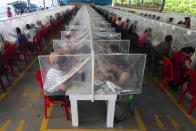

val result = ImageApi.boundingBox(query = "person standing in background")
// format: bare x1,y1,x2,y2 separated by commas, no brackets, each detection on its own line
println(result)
6,7,12,18
26,7,31,13
20,9,24,15
14,8,19,16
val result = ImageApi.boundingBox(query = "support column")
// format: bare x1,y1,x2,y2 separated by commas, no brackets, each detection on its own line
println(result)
43,0,46,10
161,0,165,11
52,0,54,7
27,0,30,8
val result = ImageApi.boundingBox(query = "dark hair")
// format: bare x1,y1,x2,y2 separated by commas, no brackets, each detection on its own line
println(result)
177,21,182,24
109,44,119,53
145,28,152,33
169,17,173,21
126,19,130,23
7,7,10,10
55,56,68,67
16,27,21,35
181,47,195,54
185,17,190,21
26,24,31,30
129,24,137,33
165,35,173,42
118,17,121,21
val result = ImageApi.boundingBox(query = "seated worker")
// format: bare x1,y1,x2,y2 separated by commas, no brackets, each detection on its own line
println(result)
167,17,173,23
122,19,131,39
155,35,173,60
25,24,36,44
169,47,195,91
152,35,173,75
100,58,137,123
107,44,119,54
15,27,27,52
183,17,191,29
127,21,139,52
44,55,73,102
137,28,153,52
115,17,122,26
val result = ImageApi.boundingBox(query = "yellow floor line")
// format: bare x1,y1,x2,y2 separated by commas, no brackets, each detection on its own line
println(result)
0,120,11,131
45,129,139,131
0,39,53,102
147,69,196,126
34,89,40,99
21,89,31,98
40,104,54,131
40,105,144,131
166,114,180,130
16,120,25,131
135,107,147,131
154,114,166,130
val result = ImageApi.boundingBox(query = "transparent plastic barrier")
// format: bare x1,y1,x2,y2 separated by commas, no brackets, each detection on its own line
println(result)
98,5,196,67
93,40,130,54
64,25,90,31
92,27,115,32
61,31,91,41
38,55,92,96
94,54,146,95
93,32,121,40
53,40,92,54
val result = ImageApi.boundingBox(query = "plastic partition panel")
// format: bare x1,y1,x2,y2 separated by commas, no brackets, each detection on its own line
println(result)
53,40,92,54
93,32,121,40
94,54,146,95
38,55,92,96
61,31,91,40
93,40,130,54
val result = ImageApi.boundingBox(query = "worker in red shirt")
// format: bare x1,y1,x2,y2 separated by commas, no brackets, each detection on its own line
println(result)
6,7,12,18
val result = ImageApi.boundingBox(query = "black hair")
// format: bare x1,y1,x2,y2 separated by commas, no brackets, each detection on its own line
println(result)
185,17,190,21
177,21,183,24
145,28,152,33
165,35,173,42
109,44,119,53
118,17,121,21
181,47,195,54
26,24,31,30
7,7,10,10
169,17,173,21
55,56,68,67
16,27,21,34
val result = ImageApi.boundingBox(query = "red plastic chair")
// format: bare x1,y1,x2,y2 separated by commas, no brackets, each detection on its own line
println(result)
178,69,196,115
36,69,70,120
33,31,42,52
18,39,31,65
159,56,174,92
42,27,49,44
4,44,20,76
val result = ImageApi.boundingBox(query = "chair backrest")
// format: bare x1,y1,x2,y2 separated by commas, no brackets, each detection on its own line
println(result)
162,56,174,79
36,69,45,91
4,44,17,60
187,69,196,96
